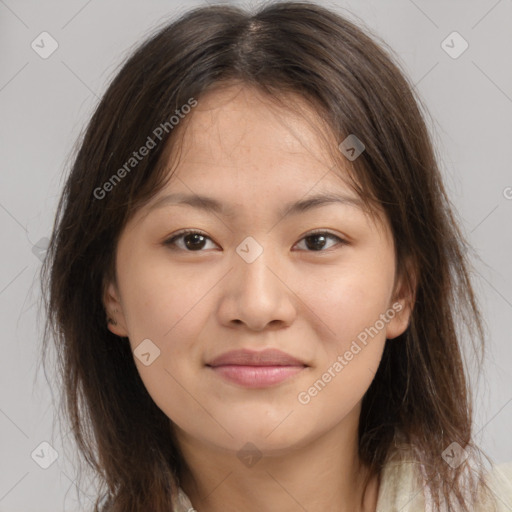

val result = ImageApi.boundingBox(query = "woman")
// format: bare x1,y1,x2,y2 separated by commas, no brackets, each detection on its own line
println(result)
41,2,512,511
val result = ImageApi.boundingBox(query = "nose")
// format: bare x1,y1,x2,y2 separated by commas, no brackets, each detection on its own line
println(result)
217,242,297,332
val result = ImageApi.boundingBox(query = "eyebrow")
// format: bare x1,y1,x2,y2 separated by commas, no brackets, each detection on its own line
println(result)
147,191,364,218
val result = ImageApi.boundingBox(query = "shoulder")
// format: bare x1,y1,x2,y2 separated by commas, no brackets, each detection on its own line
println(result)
479,462,512,511
376,446,512,512
376,454,426,511
172,486,196,512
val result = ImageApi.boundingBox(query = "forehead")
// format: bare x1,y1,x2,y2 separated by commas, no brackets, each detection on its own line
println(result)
172,83,342,181
134,83,387,233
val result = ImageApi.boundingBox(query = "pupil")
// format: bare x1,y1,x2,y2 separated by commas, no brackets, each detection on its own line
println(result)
184,233,206,250
306,234,326,251
182,234,327,251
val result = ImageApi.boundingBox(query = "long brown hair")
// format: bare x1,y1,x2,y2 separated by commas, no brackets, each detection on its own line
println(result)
41,2,495,510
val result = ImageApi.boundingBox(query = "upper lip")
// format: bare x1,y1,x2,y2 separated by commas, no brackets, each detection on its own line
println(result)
207,349,307,367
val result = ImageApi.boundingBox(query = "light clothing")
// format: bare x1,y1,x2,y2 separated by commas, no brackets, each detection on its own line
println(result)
375,456,512,511
171,457,512,511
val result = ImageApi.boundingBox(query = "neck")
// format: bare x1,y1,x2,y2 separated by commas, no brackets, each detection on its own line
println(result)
174,407,379,512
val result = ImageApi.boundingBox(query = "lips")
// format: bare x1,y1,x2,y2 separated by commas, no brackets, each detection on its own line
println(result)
206,349,308,388
206,348,307,367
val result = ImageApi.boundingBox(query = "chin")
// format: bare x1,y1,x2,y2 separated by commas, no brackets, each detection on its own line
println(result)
215,416,316,451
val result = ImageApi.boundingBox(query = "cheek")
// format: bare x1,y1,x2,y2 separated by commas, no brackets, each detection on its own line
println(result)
115,260,210,413
295,337,384,438
119,254,210,344
291,261,392,414
120,267,212,428
295,261,393,352
296,273,389,420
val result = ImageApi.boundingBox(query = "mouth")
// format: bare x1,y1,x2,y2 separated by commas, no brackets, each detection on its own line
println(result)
206,348,308,388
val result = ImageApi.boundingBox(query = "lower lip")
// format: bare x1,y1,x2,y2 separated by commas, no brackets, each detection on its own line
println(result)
208,365,306,388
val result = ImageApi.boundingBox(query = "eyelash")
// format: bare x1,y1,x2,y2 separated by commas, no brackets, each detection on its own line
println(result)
163,229,347,252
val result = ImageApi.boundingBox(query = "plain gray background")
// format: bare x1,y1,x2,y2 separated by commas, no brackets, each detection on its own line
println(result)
1,0,511,510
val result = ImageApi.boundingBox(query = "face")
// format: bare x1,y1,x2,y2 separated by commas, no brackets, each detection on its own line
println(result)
104,83,412,455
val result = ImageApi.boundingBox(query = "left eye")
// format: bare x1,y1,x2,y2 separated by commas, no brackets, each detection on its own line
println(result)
293,231,345,251
164,230,345,252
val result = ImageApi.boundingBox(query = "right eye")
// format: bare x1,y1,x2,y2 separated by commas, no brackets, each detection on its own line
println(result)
163,229,220,251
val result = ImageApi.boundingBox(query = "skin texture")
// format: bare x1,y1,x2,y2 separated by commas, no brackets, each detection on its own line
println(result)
104,84,414,512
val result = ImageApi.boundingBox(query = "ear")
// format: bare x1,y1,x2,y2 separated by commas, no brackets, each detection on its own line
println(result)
385,259,417,340
103,280,129,337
